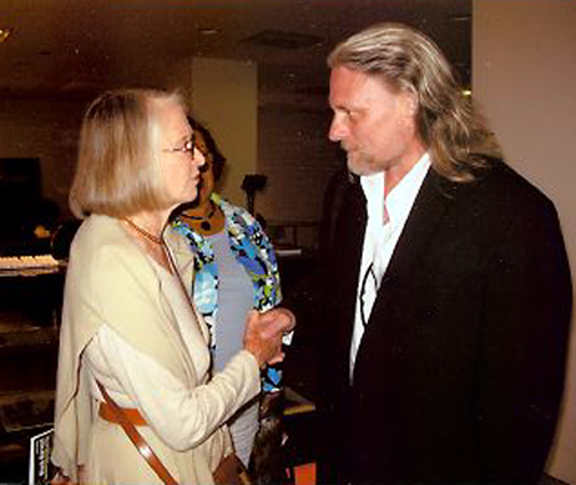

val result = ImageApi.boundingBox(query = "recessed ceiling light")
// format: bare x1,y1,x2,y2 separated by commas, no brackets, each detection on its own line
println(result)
199,28,219,36
449,15,471,23
0,28,13,43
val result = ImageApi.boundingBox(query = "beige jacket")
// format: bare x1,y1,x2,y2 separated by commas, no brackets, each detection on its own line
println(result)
51,214,260,483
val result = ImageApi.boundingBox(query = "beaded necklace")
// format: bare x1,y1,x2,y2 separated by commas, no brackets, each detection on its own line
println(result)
182,201,217,231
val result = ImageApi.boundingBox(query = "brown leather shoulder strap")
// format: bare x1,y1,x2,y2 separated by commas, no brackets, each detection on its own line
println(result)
96,380,178,485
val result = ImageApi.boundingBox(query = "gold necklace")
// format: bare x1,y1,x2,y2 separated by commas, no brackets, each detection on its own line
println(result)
122,217,163,245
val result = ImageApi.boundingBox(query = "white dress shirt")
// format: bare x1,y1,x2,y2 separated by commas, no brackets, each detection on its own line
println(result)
350,153,431,380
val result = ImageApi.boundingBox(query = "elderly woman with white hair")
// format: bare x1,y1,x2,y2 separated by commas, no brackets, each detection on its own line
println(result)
51,88,294,484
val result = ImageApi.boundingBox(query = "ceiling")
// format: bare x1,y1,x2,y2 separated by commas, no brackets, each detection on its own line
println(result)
0,0,471,101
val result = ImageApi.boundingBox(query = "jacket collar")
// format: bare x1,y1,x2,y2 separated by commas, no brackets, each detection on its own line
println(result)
375,168,458,309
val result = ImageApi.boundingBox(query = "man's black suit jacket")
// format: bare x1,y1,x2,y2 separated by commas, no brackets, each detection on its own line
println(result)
316,161,572,484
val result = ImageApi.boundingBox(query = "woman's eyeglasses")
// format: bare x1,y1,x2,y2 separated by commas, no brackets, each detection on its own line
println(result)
163,132,196,155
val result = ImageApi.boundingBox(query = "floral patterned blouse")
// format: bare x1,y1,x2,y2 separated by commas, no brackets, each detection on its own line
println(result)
171,193,283,392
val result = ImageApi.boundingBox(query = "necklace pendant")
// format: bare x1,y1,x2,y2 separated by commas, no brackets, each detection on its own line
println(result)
200,220,211,231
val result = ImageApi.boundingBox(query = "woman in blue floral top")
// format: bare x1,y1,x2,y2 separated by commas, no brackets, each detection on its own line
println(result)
169,119,294,480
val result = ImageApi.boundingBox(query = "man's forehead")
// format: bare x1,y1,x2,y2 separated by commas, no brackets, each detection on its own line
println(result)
329,67,392,105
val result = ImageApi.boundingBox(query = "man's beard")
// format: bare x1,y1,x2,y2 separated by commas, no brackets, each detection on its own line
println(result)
346,149,374,176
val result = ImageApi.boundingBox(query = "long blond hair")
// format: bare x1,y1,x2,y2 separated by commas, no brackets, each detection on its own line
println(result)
328,23,501,182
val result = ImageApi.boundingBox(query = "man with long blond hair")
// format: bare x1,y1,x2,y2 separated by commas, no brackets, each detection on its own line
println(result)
315,22,572,484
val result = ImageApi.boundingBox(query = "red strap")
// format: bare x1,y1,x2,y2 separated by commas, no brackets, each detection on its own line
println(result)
99,402,148,426
96,381,178,485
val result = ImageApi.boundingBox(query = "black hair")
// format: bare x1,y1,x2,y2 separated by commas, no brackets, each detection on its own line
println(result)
187,117,227,182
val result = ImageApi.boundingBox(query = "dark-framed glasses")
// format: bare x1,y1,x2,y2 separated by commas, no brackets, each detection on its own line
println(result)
163,132,196,155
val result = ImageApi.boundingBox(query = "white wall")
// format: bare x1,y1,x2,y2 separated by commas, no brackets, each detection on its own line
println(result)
473,1,576,482
188,57,258,208
179,57,339,226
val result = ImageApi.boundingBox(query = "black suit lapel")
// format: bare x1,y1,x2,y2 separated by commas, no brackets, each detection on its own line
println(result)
330,180,367,370
369,169,458,321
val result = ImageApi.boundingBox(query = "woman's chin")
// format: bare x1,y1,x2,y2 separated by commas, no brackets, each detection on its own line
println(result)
171,189,198,208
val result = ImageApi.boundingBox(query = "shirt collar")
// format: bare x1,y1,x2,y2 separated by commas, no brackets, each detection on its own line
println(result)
361,152,431,228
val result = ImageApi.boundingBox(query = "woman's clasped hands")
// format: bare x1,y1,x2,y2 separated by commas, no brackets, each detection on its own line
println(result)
243,308,295,369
